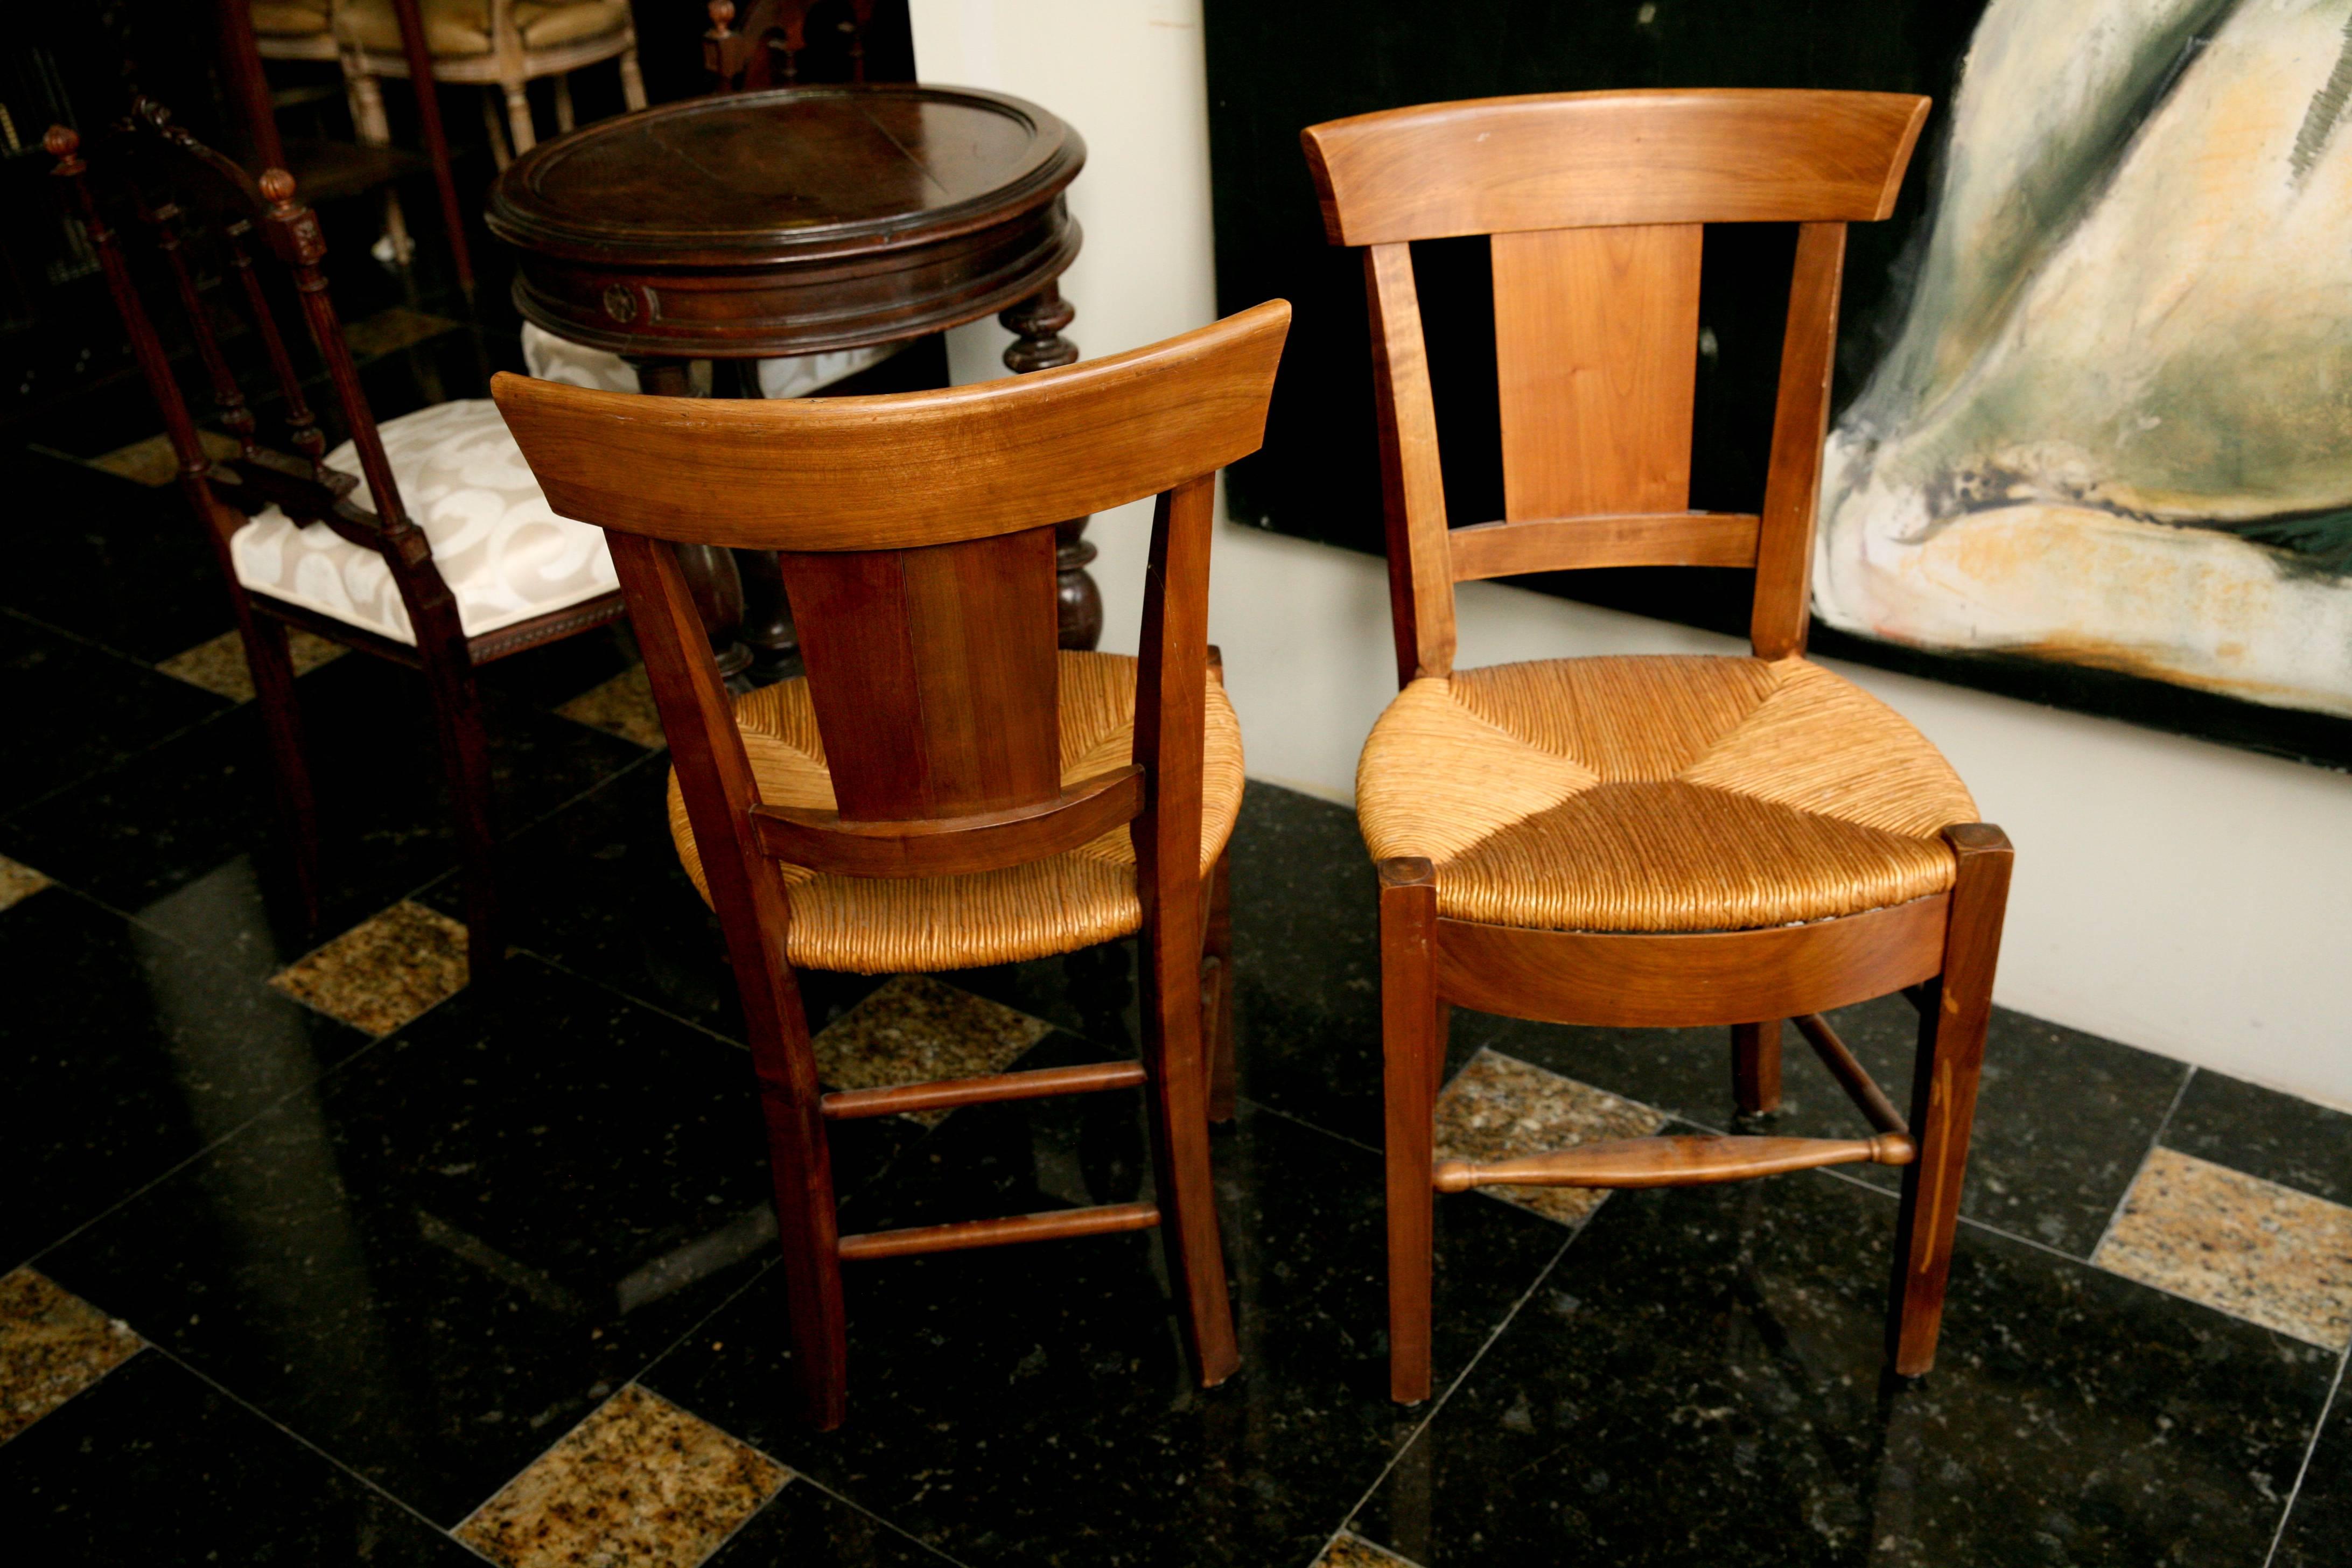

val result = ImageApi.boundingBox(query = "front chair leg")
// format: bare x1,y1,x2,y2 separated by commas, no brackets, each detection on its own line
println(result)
1380,857,1440,1404
1732,1020,1782,1115
238,611,323,934
422,652,504,983
1886,824,2013,1375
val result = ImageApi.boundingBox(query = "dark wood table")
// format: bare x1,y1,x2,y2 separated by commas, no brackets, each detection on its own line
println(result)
485,83,1094,682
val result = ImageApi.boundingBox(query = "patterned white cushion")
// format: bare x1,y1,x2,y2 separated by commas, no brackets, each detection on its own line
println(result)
228,400,618,646
518,321,894,401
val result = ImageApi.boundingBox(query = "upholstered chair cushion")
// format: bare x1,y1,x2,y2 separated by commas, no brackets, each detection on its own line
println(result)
251,0,333,38
668,654,1248,973
229,399,617,646
337,0,632,57
1357,655,1977,933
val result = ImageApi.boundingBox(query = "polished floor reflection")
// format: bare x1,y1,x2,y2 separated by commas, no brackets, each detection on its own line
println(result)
4,442,2351,1565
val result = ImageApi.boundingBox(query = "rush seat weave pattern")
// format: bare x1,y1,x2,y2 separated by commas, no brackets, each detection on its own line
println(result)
1357,655,1974,933
671,652,1245,972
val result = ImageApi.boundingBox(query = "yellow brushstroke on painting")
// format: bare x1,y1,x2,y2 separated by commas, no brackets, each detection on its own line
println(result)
1885,504,2351,715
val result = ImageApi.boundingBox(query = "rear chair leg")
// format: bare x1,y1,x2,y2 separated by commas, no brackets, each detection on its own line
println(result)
1733,1020,1782,1115
421,651,503,983
749,962,850,1429
1380,857,1440,1404
1202,846,1237,1123
1887,824,2012,1376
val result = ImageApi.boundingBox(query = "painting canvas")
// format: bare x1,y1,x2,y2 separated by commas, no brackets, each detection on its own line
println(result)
1816,0,2352,719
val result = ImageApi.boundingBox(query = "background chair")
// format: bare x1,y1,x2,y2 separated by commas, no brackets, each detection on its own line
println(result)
490,299,1288,1428
51,99,631,977
1301,89,2014,1402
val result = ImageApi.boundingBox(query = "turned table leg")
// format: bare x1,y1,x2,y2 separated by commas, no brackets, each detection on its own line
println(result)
628,355,754,694
1002,282,1102,650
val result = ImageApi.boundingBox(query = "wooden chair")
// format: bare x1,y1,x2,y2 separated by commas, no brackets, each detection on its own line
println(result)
50,101,632,978
327,0,645,167
704,0,878,91
1301,89,2014,1402
489,300,1290,1429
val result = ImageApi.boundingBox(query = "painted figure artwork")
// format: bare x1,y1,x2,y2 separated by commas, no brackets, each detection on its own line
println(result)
1815,0,2352,719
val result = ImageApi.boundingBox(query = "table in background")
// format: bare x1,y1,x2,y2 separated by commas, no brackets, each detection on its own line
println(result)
486,83,1094,684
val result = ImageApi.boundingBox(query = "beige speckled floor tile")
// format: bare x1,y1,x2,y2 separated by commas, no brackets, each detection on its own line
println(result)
1316,1533,1426,1567
1433,1048,1668,1226
557,665,666,750
813,975,1054,1125
2094,1146,2352,1349
269,901,469,1037
84,429,241,486
156,627,347,702
0,856,51,914
0,1268,142,1445
457,1384,787,1568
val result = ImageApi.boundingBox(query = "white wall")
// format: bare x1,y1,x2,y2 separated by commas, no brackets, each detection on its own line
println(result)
909,0,2352,1109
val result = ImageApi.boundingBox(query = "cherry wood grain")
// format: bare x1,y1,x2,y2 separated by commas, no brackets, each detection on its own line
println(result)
1363,243,1458,684
1752,221,1849,660
489,302,1289,549
838,1202,1162,1262
1445,512,1759,582
1380,857,1442,1404
1889,825,2013,1375
1493,223,1702,520
1433,896,1948,1031
1793,1011,1909,1135
1433,1132,1914,1192
820,1061,1146,1121
1732,1020,1783,1116
1301,89,1931,246
750,766,1143,878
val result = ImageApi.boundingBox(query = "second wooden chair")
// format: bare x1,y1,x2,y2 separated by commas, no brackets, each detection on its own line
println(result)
491,300,1290,1429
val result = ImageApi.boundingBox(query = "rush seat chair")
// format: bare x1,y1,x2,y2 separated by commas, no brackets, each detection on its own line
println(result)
492,301,1290,1427
1301,89,2013,1402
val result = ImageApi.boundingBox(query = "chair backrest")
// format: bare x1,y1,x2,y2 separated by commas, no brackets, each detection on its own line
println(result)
491,301,1287,964
47,97,414,557
705,0,880,91
1301,89,1929,684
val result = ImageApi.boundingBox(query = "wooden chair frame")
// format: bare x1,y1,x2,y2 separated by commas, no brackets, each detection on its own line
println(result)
703,0,878,92
1302,89,2014,1401
50,100,628,977
491,299,1290,1429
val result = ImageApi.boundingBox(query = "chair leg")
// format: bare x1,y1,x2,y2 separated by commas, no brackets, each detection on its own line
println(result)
552,73,575,135
239,612,322,934
420,652,503,983
503,81,536,157
618,34,646,110
746,963,849,1429
1139,855,1240,1388
1380,857,1440,1404
1886,825,2013,1376
480,90,514,170
1201,846,1236,1124
1732,1020,1782,1115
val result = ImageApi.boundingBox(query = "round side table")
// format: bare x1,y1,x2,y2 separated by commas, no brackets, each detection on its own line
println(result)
487,84,1098,683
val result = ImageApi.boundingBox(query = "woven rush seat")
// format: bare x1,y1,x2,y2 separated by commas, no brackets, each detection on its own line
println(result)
1357,654,1975,934
670,652,1246,972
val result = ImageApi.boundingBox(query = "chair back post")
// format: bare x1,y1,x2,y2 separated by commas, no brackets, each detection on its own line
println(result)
1302,89,1927,677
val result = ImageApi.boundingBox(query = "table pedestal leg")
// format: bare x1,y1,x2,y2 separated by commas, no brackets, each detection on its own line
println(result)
628,355,754,693
1002,282,1102,651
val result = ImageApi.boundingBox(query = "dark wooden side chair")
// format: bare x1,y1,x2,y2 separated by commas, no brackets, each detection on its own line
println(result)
1301,89,2015,1402
489,300,1290,1429
703,0,878,90
50,101,632,976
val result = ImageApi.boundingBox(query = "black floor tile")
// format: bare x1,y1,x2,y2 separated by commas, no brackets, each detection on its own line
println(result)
644,1096,1567,1568
0,1350,475,1565
705,1479,963,1567
33,956,867,1525
2275,1368,2352,1568
2164,1068,2352,1207
1460,995,2188,1259
0,608,228,817
1217,785,1386,1146
1350,1172,2333,1567
1,653,644,971
411,757,885,1040
0,884,372,1271
0,451,235,663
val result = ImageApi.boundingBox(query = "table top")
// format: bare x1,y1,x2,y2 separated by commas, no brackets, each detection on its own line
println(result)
486,85,1084,270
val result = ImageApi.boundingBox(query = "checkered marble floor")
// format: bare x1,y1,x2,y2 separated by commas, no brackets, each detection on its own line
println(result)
4,439,2351,1564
